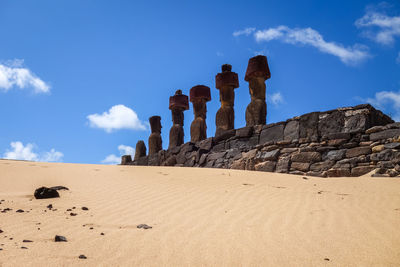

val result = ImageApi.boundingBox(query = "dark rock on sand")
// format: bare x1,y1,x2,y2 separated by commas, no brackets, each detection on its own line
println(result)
79,255,87,259
21,247,28,249
16,209,24,213
137,224,152,229
55,235,67,242
34,187,59,199
81,207,89,210
70,213,77,216
47,204,53,209
22,240,33,243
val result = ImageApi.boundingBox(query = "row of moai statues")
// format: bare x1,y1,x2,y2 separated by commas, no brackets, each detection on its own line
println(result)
128,55,271,163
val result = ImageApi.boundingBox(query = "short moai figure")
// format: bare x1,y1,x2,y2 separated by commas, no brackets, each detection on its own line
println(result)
189,85,211,142
121,155,132,165
148,116,162,156
244,55,271,126
215,64,239,136
134,140,146,160
168,90,189,149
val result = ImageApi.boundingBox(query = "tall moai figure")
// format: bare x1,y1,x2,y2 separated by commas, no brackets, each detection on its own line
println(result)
168,90,189,149
134,140,146,160
148,116,162,156
245,55,271,126
190,85,211,142
215,64,239,136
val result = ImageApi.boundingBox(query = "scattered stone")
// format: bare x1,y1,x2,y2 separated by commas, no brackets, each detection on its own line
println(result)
137,224,152,229
70,213,77,216
79,255,87,259
47,204,53,209
81,207,89,211
21,247,28,249
55,235,67,242
302,177,308,180
0,229,3,233
100,233,105,235
324,258,330,261
23,240,33,243
34,187,59,199
16,209,24,213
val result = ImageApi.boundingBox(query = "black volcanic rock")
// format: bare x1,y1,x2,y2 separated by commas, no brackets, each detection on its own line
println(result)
54,235,67,242
34,187,59,199
79,255,87,259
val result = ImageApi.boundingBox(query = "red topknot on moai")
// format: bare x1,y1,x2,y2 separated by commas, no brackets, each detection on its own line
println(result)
245,55,271,126
189,85,211,142
215,64,239,136
148,115,162,156
168,90,189,149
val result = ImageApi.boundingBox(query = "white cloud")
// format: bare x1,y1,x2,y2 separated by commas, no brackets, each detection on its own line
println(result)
101,144,135,165
254,26,370,65
365,90,400,121
2,141,63,162
118,145,135,156
101,154,121,165
355,10,400,45
233,27,256,37
0,59,50,93
41,149,64,162
87,104,146,133
268,92,284,105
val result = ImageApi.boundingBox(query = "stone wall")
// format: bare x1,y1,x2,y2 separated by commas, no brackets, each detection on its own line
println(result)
125,104,400,177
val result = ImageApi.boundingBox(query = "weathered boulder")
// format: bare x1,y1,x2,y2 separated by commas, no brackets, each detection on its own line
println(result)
291,152,321,163
255,161,276,172
291,162,310,172
284,120,299,141
318,111,345,138
259,123,284,144
370,129,400,141
345,147,371,158
34,187,59,199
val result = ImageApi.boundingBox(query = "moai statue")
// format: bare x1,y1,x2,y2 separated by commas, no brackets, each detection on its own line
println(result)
121,155,132,165
245,55,271,126
148,116,162,156
168,90,189,149
189,85,211,142
134,140,146,160
215,64,239,136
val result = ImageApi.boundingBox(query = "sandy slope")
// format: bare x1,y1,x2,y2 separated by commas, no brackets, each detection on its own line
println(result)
0,160,399,266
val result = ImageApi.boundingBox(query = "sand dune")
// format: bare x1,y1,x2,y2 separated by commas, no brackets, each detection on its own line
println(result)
0,159,399,266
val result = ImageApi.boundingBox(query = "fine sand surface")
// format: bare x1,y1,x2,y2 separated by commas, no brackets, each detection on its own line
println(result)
0,160,399,266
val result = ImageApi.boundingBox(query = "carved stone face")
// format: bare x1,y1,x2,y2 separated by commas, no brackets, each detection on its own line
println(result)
172,109,184,126
150,118,162,134
193,100,207,119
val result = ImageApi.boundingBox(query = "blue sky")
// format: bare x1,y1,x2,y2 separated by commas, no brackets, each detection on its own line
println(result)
0,0,399,164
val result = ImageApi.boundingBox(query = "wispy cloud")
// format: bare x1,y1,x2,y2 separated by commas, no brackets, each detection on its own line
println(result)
355,8,400,45
87,105,146,133
0,59,50,93
233,27,256,37
2,141,63,162
268,92,284,105
102,144,135,165
254,26,370,65
365,90,400,121
396,52,400,64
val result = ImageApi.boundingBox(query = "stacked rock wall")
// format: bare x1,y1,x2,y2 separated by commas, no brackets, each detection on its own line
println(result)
127,104,400,177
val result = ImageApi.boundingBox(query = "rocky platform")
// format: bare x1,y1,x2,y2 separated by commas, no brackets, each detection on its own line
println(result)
124,104,400,177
